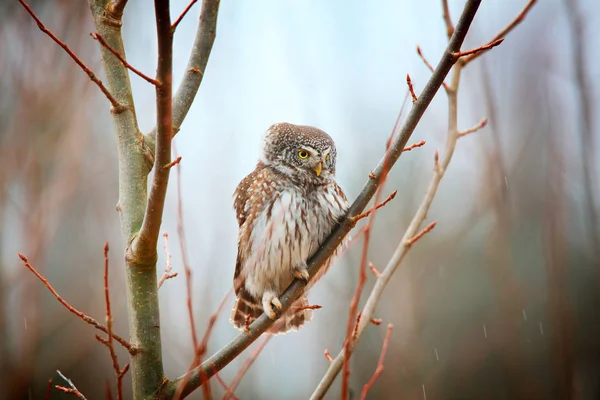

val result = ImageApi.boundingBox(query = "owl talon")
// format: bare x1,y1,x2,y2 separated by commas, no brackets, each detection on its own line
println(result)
262,291,282,320
293,263,310,282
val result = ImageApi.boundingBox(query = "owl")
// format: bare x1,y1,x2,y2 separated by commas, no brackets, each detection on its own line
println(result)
230,122,349,334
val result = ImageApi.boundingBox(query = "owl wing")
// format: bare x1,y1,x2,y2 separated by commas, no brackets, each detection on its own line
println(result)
232,165,275,294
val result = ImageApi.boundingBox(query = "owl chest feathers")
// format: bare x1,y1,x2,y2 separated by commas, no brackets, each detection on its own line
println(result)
238,178,347,299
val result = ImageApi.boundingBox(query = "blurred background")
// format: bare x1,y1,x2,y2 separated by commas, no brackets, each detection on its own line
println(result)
1,0,599,398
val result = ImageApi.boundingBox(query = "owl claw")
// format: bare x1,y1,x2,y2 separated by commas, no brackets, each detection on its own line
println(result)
293,263,310,282
262,291,282,320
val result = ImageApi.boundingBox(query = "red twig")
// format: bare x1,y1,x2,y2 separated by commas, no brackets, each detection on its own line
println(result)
174,290,233,400
370,318,383,326
164,156,183,169
56,370,87,400
352,191,397,223
91,33,161,86
324,349,334,362
403,140,426,152
406,221,437,246
158,232,178,289
452,38,504,60
17,253,134,353
18,0,124,111
172,0,198,31
459,118,487,137
46,379,52,400
441,0,454,38
462,0,537,65
341,106,402,399
223,335,272,400
406,74,418,103
292,304,323,312
102,243,126,400
369,262,380,277
215,373,239,400
359,324,393,400
417,46,450,91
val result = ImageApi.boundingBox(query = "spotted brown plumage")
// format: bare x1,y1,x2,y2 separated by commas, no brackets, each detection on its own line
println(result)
230,122,349,334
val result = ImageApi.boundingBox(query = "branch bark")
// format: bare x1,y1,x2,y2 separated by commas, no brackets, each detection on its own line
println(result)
158,1,484,398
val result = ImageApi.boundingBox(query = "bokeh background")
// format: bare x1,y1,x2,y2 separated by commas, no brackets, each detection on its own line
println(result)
1,0,599,399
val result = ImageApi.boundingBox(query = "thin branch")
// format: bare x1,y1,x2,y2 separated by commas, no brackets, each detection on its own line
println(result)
310,0,535,397
406,74,418,102
403,140,427,152
131,0,174,259
91,33,161,86
18,0,125,112
102,243,127,400
172,0,198,32
417,46,451,92
462,0,537,65
173,290,233,400
360,323,393,400
441,0,454,38
369,262,380,277
223,336,272,400
352,190,398,223
158,232,178,289
56,370,87,400
324,349,334,362
164,156,183,169
159,1,483,397
459,118,487,137
17,253,134,353
46,379,52,400
370,318,383,326
406,221,437,246
452,38,504,60
149,0,220,144
215,373,239,400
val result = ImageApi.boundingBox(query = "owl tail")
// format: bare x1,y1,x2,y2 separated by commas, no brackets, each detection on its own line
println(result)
230,291,313,334
269,296,313,334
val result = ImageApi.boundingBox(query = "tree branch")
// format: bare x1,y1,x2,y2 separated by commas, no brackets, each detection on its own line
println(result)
310,1,536,397
158,1,484,398
91,33,161,86
18,0,125,112
172,0,198,32
148,0,220,146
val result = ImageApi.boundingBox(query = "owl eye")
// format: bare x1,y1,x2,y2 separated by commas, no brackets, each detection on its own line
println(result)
298,150,309,159
325,154,330,162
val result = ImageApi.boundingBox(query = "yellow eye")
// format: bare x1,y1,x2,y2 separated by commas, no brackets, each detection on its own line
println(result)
298,150,309,159
325,154,330,162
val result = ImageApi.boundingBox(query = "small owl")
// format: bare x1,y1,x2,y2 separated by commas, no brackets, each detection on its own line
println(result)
230,122,349,334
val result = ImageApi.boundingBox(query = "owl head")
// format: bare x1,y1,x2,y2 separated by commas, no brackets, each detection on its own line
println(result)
260,122,337,181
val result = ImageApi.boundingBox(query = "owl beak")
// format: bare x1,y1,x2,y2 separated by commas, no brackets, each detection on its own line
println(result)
314,161,323,177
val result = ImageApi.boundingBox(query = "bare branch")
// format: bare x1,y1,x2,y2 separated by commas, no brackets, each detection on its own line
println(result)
101,243,127,400
158,232,178,288
159,1,484,397
459,118,488,137
164,156,183,169
351,190,398,223
403,140,427,152
452,38,504,60
223,336,273,400
17,253,134,353
441,0,454,38
91,33,161,86
18,0,125,112
417,46,451,92
406,221,437,246
406,74,418,102
172,0,198,32
462,0,537,65
360,324,393,400
56,370,88,400
324,349,334,362
310,0,538,397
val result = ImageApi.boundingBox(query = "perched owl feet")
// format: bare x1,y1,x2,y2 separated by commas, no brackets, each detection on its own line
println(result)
262,291,283,320
293,261,310,282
